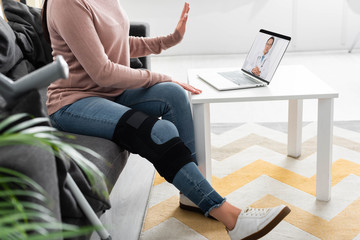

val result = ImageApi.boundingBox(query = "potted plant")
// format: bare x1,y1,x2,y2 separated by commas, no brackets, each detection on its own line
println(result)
0,113,106,239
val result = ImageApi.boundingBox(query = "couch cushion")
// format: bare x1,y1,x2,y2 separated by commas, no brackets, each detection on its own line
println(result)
0,144,62,222
0,16,23,73
61,133,129,193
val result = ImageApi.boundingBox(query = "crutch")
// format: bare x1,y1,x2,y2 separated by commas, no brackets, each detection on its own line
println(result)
65,173,111,240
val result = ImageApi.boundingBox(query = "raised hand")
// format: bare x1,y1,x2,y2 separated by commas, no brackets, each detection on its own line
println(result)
175,2,190,38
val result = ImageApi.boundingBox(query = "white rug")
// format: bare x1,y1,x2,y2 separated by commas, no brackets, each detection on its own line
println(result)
141,121,360,240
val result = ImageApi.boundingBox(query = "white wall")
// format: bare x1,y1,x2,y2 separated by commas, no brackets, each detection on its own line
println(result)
26,0,43,7
121,0,360,55
0,1,4,20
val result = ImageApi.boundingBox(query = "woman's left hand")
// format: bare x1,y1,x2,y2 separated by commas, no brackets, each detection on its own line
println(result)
173,80,202,95
176,2,190,38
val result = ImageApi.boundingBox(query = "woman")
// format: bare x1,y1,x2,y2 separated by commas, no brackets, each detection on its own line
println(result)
42,1,290,239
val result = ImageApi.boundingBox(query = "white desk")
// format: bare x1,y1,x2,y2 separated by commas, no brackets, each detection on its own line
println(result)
188,65,339,201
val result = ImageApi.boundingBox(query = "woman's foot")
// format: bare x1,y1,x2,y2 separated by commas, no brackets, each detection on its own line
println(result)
227,205,291,240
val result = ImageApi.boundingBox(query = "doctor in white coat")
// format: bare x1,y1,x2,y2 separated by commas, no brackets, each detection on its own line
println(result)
249,37,274,79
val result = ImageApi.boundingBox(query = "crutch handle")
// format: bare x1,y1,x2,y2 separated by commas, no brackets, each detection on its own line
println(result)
0,56,68,106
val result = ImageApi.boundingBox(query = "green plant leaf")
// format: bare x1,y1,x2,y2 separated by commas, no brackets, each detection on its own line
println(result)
0,134,45,147
0,200,53,215
0,176,40,188
0,115,107,194
0,211,59,225
0,190,47,202
0,168,47,195
27,225,97,240
20,126,58,135
0,223,97,240
0,113,28,132
3,117,50,135
0,114,105,238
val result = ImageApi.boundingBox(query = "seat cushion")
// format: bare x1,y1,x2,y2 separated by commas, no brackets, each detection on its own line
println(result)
60,133,129,193
0,144,61,222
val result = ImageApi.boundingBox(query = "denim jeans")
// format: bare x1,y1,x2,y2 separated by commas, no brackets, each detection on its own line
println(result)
50,82,196,160
50,82,225,215
173,162,225,216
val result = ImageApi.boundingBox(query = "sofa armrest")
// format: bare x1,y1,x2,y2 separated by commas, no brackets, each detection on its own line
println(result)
129,22,150,38
130,22,151,70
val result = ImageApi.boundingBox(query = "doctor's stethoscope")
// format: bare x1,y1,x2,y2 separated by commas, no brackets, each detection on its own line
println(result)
256,55,267,68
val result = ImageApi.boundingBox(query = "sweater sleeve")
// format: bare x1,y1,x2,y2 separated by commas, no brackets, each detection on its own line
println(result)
50,0,172,90
129,30,183,58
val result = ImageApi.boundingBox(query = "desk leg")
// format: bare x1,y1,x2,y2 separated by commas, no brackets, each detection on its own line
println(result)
193,103,212,185
288,99,303,158
316,98,334,201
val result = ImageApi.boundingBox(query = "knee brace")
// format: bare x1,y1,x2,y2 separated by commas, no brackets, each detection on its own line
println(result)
112,109,195,183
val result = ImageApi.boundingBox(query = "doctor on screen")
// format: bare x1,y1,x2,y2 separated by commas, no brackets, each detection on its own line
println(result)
248,36,274,79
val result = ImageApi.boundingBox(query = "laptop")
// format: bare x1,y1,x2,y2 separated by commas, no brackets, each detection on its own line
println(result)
198,29,291,91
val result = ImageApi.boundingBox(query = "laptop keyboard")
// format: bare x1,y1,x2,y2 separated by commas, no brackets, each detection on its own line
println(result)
219,71,260,85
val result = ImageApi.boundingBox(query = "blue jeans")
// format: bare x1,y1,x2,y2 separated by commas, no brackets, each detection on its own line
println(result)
51,82,196,160
50,82,224,215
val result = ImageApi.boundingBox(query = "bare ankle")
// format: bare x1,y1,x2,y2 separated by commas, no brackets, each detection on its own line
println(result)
209,202,241,230
227,208,241,230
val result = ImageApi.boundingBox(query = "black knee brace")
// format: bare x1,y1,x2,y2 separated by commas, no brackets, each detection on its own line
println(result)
112,109,195,183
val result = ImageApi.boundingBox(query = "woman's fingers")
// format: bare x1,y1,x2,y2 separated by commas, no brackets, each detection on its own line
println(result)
173,81,202,95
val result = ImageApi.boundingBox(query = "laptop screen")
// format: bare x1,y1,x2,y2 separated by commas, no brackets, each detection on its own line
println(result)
242,29,291,84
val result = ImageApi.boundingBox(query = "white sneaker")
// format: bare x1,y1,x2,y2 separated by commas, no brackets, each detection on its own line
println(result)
228,205,291,240
179,193,200,212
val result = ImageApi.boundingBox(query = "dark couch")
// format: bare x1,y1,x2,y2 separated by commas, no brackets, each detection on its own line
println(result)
0,0,149,239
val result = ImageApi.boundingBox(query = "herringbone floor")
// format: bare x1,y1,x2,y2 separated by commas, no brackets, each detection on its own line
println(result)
141,121,360,240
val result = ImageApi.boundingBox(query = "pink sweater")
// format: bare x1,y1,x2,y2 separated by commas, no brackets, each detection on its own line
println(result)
46,0,182,115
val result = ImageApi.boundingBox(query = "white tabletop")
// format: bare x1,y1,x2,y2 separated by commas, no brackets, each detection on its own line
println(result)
188,65,339,104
